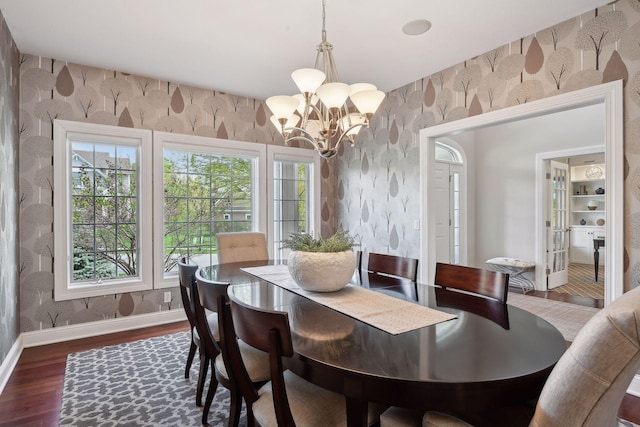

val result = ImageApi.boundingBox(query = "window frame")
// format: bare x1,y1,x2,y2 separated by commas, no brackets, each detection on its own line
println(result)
266,145,321,260
53,120,154,301
152,132,267,289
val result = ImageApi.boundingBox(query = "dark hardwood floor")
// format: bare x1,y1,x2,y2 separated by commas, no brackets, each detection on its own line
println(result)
1,300,638,426
0,321,190,427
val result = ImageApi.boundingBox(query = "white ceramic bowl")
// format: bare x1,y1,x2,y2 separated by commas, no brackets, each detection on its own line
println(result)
287,250,356,292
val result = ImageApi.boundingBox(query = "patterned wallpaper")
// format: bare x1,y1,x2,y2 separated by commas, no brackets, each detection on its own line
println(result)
0,13,20,367
17,57,335,333
338,0,640,292
11,1,640,336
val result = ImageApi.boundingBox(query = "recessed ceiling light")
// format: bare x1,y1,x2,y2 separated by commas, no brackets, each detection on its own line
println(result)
402,19,432,36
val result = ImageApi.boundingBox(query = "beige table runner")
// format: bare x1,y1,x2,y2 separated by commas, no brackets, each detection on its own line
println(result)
241,264,456,335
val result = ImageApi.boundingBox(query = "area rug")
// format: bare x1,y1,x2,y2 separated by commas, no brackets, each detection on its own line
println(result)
60,329,638,426
552,262,604,299
59,331,244,426
508,292,599,342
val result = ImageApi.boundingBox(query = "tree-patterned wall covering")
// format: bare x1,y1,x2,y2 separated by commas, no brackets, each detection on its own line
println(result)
338,0,640,292
0,12,20,369
18,55,336,332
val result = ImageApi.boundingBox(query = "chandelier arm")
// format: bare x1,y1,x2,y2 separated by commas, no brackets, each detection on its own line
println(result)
283,127,321,151
306,104,329,131
334,123,367,151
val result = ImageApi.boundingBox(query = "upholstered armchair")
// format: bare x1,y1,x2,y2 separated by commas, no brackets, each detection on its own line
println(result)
418,285,640,427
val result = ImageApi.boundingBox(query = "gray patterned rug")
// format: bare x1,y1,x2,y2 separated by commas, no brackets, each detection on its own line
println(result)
60,331,245,426
60,331,640,427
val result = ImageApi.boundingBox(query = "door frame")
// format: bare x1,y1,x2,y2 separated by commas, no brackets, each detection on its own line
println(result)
535,147,605,292
420,80,623,307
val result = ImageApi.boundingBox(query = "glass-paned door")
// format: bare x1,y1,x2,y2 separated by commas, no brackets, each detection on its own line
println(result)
547,160,570,288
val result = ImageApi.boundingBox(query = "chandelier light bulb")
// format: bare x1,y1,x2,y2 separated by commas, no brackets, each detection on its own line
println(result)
350,89,385,115
266,95,299,120
316,82,350,109
340,113,367,136
291,68,327,95
270,114,300,132
349,83,377,96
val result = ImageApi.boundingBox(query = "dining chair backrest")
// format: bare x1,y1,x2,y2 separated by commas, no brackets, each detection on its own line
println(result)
177,257,199,329
216,232,269,264
228,297,296,426
367,252,419,282
194,269,230,358
434,262,509,304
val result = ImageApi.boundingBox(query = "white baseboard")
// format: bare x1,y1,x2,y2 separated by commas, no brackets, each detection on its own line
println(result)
0,336,24,396
0,310,186,396
21,309,186,348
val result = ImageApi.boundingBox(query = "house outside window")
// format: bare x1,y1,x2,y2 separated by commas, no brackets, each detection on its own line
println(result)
54,120,153,300
55,123,319,295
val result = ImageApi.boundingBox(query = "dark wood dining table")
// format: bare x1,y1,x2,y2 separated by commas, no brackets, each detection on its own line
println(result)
200,260,567,427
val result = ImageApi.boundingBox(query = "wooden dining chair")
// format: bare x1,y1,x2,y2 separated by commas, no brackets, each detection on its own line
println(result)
216,232,269,264
196,274,270,426
366,252,419,282
225,296,383,427
177,257,209,406
421,284,640,427
434,262,509,304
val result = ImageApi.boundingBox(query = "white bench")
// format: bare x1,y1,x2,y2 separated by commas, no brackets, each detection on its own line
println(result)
485,257,535,294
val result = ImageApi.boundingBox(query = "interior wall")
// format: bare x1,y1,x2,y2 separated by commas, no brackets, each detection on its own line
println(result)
0,11,20,368
16,56,336,333
337,1,640,292
470,103,604,267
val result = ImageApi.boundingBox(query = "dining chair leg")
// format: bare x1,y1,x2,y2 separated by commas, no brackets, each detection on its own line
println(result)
202,359,219,425
184,340,197,379
227,388,243,427
245,407,256,427
196,352,209,407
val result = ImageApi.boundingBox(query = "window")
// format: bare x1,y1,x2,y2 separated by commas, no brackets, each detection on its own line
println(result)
267,145,320,260
54,122,319,296
435,141,463,164
54,120,153,300
153,132,266,288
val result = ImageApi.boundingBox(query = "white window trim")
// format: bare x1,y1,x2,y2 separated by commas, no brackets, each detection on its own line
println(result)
152,132,267,289
266,145,321,259
53,120,154,301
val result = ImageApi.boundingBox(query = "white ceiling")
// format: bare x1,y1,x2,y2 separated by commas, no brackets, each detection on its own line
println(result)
0,0,612,100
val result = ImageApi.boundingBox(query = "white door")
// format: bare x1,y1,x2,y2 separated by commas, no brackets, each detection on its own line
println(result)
434,162,451,263
547,160,570,288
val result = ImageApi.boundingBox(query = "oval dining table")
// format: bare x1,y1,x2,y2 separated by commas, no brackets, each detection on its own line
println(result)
199,260,567,427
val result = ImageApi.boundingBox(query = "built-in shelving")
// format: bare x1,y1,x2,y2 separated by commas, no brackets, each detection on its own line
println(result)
570,167,605,227
569,163,605,265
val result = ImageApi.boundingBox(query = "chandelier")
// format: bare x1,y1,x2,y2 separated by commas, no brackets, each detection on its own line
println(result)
266,0,385,159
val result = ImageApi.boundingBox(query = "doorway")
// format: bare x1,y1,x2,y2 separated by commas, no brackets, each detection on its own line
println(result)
420,81,623,307
540,150,605,302
434,140,466,265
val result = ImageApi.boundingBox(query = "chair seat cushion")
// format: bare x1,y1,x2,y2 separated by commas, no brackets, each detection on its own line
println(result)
193,312,219,344
251,371,385,426
215,339,270,382
253,370,347,427
422,411,472,427
380,406,424,427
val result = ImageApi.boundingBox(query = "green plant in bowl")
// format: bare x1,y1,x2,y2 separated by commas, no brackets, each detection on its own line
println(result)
282,230,358,292
281,229,357,253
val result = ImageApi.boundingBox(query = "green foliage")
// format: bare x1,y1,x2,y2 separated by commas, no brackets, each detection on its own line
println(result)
72,249,116,280
281,230,357,253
